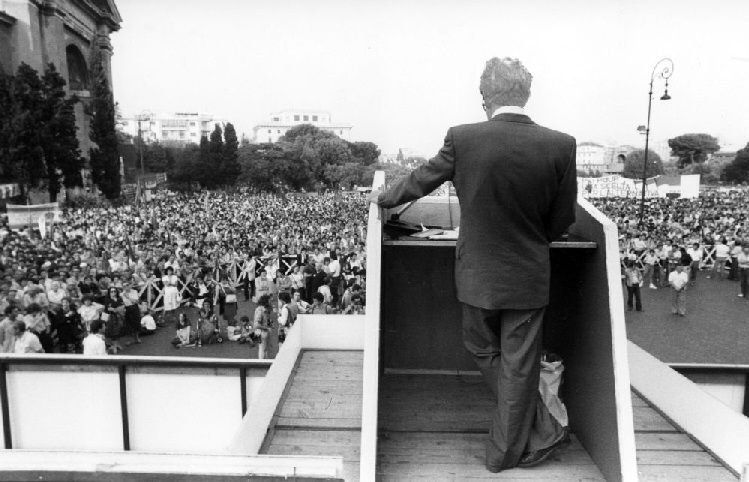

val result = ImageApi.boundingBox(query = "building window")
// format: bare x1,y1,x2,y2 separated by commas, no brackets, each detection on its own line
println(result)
272,117,280,122
162,131,168,138
191,132,196,137
268,129,271,133
312,115,318,122
190,122,196,127
277,130,281,133
339,130,343,135
294,115,300,121
179,131,185,139
303,115,309,121
65,45,89,90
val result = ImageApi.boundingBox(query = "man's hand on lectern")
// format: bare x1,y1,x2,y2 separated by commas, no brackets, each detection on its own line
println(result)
367,190,383,205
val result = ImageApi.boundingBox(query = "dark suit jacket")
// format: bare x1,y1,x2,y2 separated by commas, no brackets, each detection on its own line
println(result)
378,113,577,310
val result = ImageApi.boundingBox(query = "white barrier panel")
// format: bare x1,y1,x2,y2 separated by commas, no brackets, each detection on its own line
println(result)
360,171,385,482
6,368,122,451
0,450,343,479
227,323,302,455
127,368,242,454
300,315,365,350
630,342,749,475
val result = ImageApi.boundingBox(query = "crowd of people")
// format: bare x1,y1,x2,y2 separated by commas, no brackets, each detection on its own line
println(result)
592,188,749,315
0,190,369,356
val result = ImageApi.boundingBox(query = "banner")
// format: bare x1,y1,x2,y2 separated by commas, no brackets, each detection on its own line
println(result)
578,175,658,199
6,203,61,229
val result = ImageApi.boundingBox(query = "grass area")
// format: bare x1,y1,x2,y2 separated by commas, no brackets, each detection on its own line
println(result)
625,270,749,365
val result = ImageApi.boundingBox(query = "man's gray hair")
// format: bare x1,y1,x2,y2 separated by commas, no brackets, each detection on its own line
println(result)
480,57,533,108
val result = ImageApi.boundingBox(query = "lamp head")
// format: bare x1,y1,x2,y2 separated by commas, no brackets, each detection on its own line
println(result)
660,79,671,100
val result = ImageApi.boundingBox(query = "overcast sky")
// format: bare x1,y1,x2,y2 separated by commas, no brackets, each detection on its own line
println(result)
111,0,749,156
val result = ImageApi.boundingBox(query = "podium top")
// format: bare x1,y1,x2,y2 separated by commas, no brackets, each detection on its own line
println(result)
383,233,597,249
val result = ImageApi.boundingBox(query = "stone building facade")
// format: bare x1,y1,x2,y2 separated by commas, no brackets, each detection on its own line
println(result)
0,0,121,171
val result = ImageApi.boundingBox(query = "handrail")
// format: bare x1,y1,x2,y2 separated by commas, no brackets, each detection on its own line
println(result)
0,353,272,369
669,362,749,373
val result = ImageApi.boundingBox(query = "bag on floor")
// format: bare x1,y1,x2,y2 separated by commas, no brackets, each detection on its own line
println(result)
539,355,569,427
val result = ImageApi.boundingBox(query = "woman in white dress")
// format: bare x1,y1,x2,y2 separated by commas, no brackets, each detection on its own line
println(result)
161,266,180,326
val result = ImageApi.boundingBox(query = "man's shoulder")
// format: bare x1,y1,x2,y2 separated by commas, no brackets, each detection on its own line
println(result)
450,119,575,144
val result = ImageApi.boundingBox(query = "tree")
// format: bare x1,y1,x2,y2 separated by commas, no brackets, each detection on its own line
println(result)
348,141,380,166
89,54,121,199
723,143,749,184
668,133,720,168
621,149,664,179
0,63,83,200
39,64,84,200
222,122,240,186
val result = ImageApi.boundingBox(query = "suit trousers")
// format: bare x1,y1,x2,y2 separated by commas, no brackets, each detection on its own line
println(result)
462,303,564,470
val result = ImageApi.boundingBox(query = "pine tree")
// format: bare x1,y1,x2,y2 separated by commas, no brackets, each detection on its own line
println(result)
206,124,223,188
40,64,83,201
89,54,121,199
222,122,240,186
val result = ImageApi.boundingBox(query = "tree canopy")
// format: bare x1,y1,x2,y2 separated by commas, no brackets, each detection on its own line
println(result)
668,133,720,168
722,143,749,184
621,149,664,179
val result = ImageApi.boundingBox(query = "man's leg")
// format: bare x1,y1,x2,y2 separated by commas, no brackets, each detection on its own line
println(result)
634,285,642,311
462,304,563,471
626,286,634,311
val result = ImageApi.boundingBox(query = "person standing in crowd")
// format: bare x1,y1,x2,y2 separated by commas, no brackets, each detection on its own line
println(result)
13,320,43,354
729,240,743,282
737,244,749,299
82,319,107,355
709,237,730,280
23,303,52,352
53,297,83,353
103,287,125,353
369,57,576,472
253,294,272,359
0,305,20,353
686,243,703,286
161,266,180,326
669,265,689,317
624,260,643,312
643,249,658,290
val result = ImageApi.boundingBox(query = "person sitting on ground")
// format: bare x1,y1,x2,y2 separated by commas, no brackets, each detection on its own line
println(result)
171,313,193,348
140,309,157,336
82,319,107,355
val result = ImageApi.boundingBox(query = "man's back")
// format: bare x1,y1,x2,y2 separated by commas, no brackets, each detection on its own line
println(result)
451,114,576,310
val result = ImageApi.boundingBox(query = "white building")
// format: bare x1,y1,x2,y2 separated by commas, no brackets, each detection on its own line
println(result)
252,110,353,143
120,112,227,145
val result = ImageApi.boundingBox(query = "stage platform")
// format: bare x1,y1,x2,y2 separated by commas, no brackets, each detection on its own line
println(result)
257,350,736,481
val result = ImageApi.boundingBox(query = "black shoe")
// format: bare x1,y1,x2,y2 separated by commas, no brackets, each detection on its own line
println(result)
517,429,570,468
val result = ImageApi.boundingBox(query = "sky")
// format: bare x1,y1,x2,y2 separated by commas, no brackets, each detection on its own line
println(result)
111,0,749,157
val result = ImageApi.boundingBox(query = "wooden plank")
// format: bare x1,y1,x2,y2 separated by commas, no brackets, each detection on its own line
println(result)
269,430,360,446
376,462,605,480
636,465,738,481
631,391,649,407
636,450,724,466
275,417,362,429
635,433,702,451
633,406,678,432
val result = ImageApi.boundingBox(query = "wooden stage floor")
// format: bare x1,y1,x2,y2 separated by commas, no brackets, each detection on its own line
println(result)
261,353,736,481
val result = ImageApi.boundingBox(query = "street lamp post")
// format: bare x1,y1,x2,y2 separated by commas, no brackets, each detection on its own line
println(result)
639,58,673,225
136,111,152,177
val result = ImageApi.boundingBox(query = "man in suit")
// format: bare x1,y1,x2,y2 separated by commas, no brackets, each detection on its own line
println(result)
369,57,577,472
